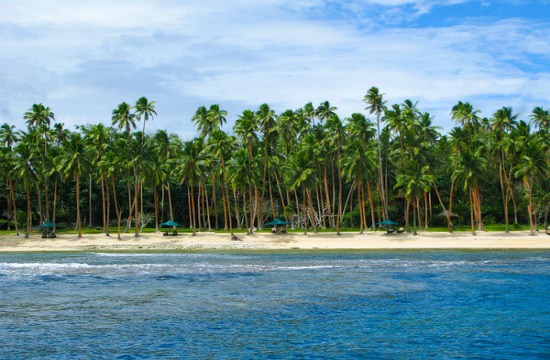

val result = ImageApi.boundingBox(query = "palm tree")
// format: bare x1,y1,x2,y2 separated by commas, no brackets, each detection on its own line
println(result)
394,161,433,235
514,133,548,235
111,102,136,141
451,101,481,131
452,148,487,235
341,138,377,233
81,123,111,234
206,129,237,238
11,141,36,238
315,101,337,125
491,107,518,232
324,115,346,234
0,123,21,233
55,133,92,238
174,139,204,236
285,146,319,234
256,103,278,229
363,87,388,218
134,97,157,141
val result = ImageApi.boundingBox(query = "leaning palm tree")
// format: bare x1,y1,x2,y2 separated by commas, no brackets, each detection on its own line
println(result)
55,133,92,238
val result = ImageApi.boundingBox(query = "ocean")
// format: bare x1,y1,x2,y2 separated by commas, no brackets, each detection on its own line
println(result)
1,250,549,359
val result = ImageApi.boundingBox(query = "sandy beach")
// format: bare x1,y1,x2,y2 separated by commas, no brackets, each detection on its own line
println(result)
1,230,549,252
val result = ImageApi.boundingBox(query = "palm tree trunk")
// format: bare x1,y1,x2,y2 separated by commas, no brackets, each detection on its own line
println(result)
112,178,122,240
211,173,219,229
527,179,535,235
190,185,197,236
76,175,82,238
323,167,332,229
154,185,159,232
105,178,110,236
134,176,140,237
248,184,254,235
412,199,418,235
499,156,509,232
101,176,107,234
232,186,240,230
10,179,20,236
25,187,31,238
308,188,317,233
89,174,93,227
35,182,43,225
469,189,476,236
367,181,376,231
432,179,452,232
203,179,212,231
302,187,308,234
167,180,174,221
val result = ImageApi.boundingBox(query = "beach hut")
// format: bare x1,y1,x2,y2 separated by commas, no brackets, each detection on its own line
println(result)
40,221,56,238
265,218,289,234
376,219,399,228
160,220,181,236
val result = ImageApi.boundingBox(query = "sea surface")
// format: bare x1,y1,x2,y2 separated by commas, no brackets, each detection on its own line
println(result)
1,250,549,359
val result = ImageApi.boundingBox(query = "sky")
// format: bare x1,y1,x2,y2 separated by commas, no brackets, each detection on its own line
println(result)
1,0,549,139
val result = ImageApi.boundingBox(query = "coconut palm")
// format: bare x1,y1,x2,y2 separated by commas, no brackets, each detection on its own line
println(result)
285,146,319,234
174,139,204,236
490,107,518,232
205,129,237,238
55,133,93,238
394,161,434,235
315,101,337,125
514,133,548,235
111,102,136,141
11,141,36,238
364,86,388,218
134,96,157,141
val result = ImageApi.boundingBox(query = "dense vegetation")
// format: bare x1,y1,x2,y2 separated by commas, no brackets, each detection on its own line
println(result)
1,88,549,238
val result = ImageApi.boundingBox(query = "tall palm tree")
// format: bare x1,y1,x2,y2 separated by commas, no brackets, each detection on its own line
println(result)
11,141,36,238
285,146,319,234
256,103,278,229
341,138,377,233
491,107,518,232
174,139,204,236
364,87,388,218
324,115,346,233
394,161,434,235
206,129,237,238
55,133,92,238
0,123,21,233
514,133,548,235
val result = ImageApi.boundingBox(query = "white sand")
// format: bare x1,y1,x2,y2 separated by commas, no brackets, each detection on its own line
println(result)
1,230,549,252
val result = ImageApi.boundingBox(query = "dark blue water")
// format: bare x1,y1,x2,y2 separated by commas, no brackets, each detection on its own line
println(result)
1,251,549,359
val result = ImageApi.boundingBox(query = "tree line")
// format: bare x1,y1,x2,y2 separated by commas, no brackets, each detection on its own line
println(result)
1,88,549,238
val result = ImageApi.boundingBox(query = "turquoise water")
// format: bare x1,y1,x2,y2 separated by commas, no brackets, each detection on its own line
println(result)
1,251,549,359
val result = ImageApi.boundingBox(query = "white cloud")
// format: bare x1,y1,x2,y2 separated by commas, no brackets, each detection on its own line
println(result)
0,1,548,136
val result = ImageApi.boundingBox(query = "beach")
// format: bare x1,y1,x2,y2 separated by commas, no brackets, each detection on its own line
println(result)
1,230,549,252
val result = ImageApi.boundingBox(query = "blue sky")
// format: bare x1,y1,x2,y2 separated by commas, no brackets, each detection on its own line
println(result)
1,0,549,138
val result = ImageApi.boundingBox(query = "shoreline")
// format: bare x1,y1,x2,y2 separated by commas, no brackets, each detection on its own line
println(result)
1,230,549,252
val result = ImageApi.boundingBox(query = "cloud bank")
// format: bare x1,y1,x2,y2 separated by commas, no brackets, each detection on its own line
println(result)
1,0,549,136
